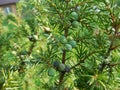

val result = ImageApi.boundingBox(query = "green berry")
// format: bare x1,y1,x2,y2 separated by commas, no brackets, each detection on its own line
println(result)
70,12,79,21
59,36,67,44
68,40,77,48
58,63,65,72
48,68,56,76
67,36,74,41
65,44,72,51
72,21,79,28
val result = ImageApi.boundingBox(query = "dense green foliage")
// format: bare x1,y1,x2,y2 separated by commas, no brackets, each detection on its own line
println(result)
0,0,120,90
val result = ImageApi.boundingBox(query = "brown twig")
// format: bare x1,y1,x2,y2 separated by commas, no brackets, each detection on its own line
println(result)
110,44,120,50
98,2,119,72
28,41,36,56
109,62,120,67
18,40,36,74
59,28,68,84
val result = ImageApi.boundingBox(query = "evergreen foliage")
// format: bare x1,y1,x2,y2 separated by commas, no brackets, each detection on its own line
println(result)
0,0,120,90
